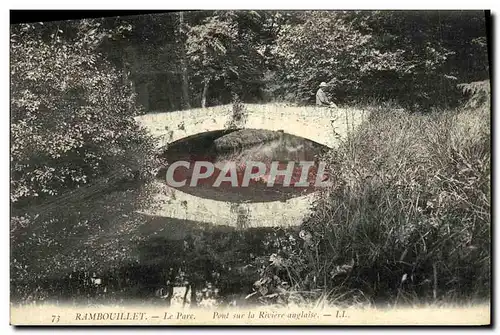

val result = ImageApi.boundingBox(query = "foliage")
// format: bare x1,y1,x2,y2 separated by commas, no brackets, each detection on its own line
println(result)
91,10,489,110
271,10,488,109
10,21,157,209
186,12,267,105
457,80,491,109
274,11,372,103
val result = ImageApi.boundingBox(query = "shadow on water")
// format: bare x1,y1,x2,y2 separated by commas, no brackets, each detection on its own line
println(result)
156,129,331,203
11,212,297,307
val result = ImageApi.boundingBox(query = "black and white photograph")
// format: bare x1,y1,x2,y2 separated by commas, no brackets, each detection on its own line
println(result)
9,9,491,325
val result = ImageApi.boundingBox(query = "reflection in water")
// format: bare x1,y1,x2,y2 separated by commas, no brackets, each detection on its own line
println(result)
156,129,330,202
10,213,294,307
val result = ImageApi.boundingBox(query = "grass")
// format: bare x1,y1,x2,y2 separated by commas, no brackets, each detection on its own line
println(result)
275,103,492,306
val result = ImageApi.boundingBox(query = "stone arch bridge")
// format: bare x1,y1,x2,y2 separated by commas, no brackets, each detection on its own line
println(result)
136,103,368,228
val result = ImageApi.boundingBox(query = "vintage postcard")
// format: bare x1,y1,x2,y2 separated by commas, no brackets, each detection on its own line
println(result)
10,10,491,326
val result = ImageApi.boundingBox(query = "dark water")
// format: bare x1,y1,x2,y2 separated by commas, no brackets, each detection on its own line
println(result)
156,129,330,202
11,213,298,307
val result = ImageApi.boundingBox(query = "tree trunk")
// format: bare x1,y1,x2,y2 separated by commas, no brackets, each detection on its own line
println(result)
182,284,190,307
201,77,210,108
138,80,150,111
179,12,191,109
165,265,178,306
190,284,197,307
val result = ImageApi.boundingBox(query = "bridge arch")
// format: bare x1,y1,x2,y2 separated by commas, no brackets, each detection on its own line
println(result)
137,103,367,149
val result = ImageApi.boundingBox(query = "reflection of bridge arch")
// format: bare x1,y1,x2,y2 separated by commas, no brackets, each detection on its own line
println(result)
136,104,369,228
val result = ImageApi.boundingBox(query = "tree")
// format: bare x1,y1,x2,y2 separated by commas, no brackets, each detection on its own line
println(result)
274,11,372,103
185,12,267,107
273,10,489,108
178,12,191,109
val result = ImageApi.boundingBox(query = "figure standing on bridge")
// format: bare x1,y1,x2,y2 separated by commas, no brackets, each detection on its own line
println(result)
316,82,338,108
